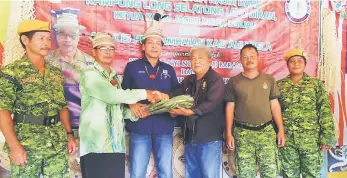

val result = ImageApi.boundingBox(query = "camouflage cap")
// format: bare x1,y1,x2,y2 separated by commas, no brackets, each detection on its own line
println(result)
284,48,308,62
17,20,51,35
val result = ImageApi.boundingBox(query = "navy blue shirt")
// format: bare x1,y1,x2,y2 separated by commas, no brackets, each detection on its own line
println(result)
122,57,179,134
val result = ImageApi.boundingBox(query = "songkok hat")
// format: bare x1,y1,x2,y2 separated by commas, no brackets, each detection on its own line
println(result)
91,33,116,48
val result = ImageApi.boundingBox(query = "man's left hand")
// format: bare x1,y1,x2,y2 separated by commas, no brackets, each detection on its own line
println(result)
321,145,332,152
67,134,77,156
277,131,286,148
152,91,169,101
169,106,194,117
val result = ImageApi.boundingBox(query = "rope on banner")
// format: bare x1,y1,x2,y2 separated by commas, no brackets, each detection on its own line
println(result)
319,8,341,92
2,0,36,66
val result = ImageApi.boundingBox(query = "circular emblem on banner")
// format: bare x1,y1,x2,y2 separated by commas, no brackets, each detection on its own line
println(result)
285,0,311,24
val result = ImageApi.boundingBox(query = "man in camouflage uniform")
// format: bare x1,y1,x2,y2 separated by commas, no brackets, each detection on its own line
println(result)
0,20,76,178
277,48,336,178
225,44,286,178
45,11,94,127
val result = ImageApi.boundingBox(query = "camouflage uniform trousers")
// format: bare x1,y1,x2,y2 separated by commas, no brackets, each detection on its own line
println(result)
234,123,279,178
5,122,70,178
279,130,322,178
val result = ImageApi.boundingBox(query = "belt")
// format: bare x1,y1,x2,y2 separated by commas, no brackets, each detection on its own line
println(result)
13,113,60,126
234,120,273,131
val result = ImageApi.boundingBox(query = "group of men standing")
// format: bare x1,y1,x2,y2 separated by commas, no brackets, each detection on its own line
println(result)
0,10,336,178
224,46,335,178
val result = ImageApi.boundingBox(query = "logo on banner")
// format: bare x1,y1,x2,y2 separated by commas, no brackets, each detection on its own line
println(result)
285,0,311,24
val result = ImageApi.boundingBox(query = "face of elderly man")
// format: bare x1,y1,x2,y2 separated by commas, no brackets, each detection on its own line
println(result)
55,26,80,54
190,48,212,76
92,44,115,66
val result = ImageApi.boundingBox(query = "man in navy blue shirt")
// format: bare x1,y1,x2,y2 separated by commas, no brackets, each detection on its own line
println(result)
122,13,179,178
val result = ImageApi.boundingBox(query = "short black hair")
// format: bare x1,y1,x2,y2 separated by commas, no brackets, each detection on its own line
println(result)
141,38,164,46
19,30,50,49
240,44,258,56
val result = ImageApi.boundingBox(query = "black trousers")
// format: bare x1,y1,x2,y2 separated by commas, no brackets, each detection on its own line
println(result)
80,153,125,178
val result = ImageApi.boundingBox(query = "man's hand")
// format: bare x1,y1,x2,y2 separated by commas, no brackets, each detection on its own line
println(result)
277,131,286,147
169,106,194,117
10,143,27,166
321,145,332,152
225,134,235,151
170,113,178,118
67,135,77,156
129,103,151,118
139,104,151,118
146,90,160,104
152,91,170,101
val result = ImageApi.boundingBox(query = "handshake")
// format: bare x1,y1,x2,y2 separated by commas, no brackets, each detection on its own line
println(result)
129,90,169,119
145,90,169,104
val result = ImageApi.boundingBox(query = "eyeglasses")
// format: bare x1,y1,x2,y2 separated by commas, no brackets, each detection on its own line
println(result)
96,47,115,52
57,32,79,39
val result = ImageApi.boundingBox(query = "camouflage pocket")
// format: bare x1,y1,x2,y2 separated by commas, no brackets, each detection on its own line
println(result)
300,87,316,104
15,124,51,152
14,123,67,155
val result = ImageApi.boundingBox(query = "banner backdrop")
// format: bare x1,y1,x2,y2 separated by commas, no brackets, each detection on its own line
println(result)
34,0,320,77
32,0,319,128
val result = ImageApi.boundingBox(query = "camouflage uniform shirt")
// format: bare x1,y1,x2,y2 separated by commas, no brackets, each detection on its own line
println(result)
0,55,66,116
277,73,336,146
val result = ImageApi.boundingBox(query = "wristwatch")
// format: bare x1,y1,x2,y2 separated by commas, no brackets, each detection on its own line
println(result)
67,131,74,136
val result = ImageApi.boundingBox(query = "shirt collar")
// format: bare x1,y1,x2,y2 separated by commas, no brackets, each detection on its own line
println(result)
188,67,212,84
22,55,51,75
142,56,162,67
55,49,86,63
284,73,310,85
93,61,117,79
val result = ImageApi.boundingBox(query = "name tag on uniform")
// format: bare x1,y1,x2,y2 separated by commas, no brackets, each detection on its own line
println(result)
138,71,146,74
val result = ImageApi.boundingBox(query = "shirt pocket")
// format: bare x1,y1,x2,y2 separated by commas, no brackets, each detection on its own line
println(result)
300,86,316,104
158,76,172,92
20,79,46,103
